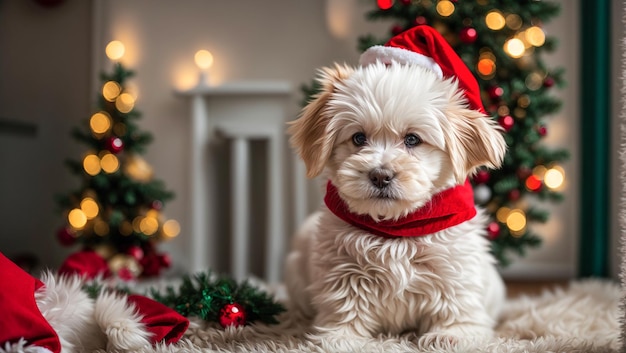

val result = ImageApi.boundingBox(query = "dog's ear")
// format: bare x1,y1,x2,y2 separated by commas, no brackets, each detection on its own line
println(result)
444,108,507,184
288,64,353,178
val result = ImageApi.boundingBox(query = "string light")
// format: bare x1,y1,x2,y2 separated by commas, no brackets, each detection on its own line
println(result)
504,38,525,58
94,219,110,236
436,0,455,17
102,81,122,102
506,209,526,234
83,154,102,176
532,165,547,179
105,40,125,61
505,14,523,30
485,11,505,30
163,219,181,238
68,208,87,229
90,112,112,135
525,26,546,47
140,217,159,235
100,153,120,173
496,207,511,223
525,175,542,191
80,197,99,219
544,166,565,190
120,221,133,236
525,72,544,90
115,93,135,113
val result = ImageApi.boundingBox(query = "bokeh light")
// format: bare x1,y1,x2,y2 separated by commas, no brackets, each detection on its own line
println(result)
100,153,120,173
163,219,181,238
194,50,214,70
115,93,135,113
80,197,99,219
436,0,455,17
83,154,102,176
504,38,525,58
105,40,125,61
68,208,87,229
102,81,122,102
90,112,111,135
485,11,505,30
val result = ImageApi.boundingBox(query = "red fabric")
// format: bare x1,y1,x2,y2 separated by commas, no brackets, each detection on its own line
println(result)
57,250,111,280
0,252,61,353
324,180,476,238
384,25,485,113
126,295,189,344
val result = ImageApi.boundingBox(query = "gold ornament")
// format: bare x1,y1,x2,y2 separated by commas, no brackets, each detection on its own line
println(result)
108,254,143,278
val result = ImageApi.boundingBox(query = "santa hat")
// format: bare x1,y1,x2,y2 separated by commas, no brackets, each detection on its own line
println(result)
0,252,61,353
360,25,485,113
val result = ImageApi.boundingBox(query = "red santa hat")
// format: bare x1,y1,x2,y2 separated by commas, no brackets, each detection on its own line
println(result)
0,252,61,353
360,25,485,113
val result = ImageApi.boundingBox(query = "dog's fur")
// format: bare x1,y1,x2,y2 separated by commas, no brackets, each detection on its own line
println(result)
285,62,507,344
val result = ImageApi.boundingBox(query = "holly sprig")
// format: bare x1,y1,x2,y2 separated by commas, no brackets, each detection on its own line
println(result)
150,271,285,326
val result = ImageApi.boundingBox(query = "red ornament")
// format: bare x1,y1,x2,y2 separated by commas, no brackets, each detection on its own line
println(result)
106,136,124,154
487,222,500,240
414,16,427,26
56,227,76,246
498,115,514,132
391,25,404,36
219,303,247,328
140,253,163,277
537,125,547,136
127,246,144,260
151,200,163,210
508,189,521,201
488,86,504,100
459,27,477,44
473,170,490,184
377,0,394,10
117,267,135,281
543,76,555,88
516,167,532,180
400,0,411,4
158,253,172,268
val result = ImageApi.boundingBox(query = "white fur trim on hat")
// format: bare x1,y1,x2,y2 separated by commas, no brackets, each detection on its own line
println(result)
359,45,443,79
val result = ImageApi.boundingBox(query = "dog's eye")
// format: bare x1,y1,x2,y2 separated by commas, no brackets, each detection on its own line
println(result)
404,133,422,148
352,132,367,147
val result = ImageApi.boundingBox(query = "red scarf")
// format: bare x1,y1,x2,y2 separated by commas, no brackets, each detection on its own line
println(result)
324,180,476,238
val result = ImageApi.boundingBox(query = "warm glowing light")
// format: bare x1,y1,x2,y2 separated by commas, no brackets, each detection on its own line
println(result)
496,207,511,223
506,209,526,232
80,197,99,219
105,40,125,61
525,26,546,47
436,0,455,17
146,209,160,219
532,165,547,179
163,219,180,238
125,155,153,182
120,221,133,236
115,93,135,113
525,175,542,191
518,95,531,108
90,112,112,135
100,153,120,173
102,81,122,102
477,58,496,78
544,166,565,190
194,50,214,70
485,11,505,30
94,219,110,236
83,154,102,176
525,72,544,90
140,216,159,235
505,14,523,30
68,208,88,229
504,38,525,58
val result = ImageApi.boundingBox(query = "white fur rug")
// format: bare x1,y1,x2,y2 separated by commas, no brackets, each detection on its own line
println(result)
100,279,620,353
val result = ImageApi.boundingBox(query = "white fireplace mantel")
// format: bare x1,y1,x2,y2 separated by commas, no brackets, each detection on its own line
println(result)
176,81,292,283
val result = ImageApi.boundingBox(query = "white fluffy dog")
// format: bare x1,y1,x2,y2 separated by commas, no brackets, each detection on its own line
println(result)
285,26,507,346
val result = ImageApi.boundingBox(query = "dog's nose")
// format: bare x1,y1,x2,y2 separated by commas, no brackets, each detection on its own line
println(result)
369,169,394,189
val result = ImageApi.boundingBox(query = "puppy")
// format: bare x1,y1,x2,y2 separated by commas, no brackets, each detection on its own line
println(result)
285,26,507,345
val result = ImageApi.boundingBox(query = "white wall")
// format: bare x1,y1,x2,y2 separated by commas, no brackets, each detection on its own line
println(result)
0,0,582,280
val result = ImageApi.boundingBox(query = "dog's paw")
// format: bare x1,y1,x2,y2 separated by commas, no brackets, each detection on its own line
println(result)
413,325,494,348
414,332,459,349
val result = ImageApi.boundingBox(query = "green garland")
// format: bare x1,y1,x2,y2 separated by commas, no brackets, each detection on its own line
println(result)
150,272,285,325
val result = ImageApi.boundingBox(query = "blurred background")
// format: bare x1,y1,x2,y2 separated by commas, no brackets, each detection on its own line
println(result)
0,0,620,283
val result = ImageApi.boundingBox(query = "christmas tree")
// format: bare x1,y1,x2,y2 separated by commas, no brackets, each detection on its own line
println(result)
305,0,568,266
56,40,180,278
